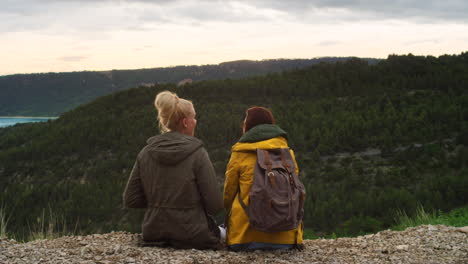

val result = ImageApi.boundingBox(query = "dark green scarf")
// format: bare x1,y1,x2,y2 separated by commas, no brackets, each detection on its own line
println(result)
238,124,288,143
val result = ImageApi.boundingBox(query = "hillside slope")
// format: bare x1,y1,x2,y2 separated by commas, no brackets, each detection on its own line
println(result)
1,225,467,263
0,53,467,240
0,57,378,116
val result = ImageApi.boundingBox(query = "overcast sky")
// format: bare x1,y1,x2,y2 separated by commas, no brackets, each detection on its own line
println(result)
1,0,467,75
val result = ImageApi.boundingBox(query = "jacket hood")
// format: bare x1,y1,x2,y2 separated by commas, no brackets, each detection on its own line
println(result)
238,124,287,143
232,136,289,153
145,132,203,164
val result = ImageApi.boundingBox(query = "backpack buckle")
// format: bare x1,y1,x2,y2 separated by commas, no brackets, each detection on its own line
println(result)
267,171,277,188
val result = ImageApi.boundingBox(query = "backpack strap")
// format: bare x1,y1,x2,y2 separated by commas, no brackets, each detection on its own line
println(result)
280,149,297,189
280,149,291,173
264,150,272,172
264,150,279,189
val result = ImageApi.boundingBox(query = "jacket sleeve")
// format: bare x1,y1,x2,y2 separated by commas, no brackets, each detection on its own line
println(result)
123,158,148,208
223,151,240,210
195,148,223,215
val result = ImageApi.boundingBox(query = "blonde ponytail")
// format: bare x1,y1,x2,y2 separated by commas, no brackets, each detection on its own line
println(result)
154,91,193,133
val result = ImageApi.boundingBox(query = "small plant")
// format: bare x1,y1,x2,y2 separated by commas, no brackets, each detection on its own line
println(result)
302,228,318,239
27,206,79,241
440,207,468,227
392,205,468,231
393,205,436,231
0,204,10,238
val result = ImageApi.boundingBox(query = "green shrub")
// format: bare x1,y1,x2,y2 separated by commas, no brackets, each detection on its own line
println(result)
392,205,468,231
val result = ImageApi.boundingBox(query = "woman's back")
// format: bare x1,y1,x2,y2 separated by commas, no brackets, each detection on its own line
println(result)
123,91,223,250
224,123,304,251
135,132,211,209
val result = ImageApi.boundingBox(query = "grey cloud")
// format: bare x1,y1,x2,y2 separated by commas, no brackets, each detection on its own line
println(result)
317,40,341,46
251,0,468,22
0,0,157,34
1,0,467,35
58,56,88,62
169,2,269,23
0,0,50,16
135,0,281,26
5,0,468,21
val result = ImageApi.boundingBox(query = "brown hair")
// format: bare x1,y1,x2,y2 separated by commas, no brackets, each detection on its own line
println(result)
244,106,275,132
154,91,193,133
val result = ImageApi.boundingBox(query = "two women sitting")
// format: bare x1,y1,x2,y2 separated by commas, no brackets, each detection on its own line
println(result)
124,91,304,250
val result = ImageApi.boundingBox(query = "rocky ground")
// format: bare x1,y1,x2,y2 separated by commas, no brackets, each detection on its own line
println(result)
1,225,467,264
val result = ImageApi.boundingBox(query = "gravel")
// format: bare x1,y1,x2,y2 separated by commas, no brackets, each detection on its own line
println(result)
1,225,467,263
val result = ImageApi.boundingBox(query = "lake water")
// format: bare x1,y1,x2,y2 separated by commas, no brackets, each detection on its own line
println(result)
0,117,57,128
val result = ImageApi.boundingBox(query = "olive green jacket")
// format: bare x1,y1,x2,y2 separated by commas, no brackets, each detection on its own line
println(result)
123,131,223,249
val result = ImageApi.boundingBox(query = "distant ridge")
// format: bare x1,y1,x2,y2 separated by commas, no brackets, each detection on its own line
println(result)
0,57,379,116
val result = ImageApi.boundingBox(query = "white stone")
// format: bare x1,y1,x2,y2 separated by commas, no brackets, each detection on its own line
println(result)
395,245,409,251
456,226,468,234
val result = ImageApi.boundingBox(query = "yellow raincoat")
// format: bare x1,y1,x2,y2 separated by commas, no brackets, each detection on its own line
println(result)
224,124,303,248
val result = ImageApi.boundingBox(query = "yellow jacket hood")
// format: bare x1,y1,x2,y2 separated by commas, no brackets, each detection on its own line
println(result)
231,136,289,152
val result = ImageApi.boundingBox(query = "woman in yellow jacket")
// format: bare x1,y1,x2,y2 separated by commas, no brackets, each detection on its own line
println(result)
224,106,303,251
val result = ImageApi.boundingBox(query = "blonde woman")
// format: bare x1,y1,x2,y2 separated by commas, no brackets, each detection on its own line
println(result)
124,91,223,249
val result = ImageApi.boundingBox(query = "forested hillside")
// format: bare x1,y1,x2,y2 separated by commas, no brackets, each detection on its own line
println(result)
0,58,376,116
0,53,467,240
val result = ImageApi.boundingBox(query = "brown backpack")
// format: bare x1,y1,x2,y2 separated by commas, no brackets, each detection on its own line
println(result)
238,148,306,233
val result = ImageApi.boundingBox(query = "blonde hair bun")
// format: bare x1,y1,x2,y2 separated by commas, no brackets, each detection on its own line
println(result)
154,91,193,133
